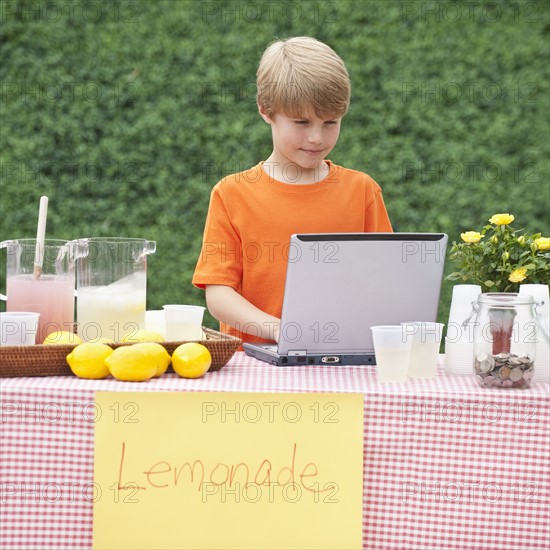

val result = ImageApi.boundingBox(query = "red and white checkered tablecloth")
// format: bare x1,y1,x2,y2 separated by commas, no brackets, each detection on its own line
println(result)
1,353,549,550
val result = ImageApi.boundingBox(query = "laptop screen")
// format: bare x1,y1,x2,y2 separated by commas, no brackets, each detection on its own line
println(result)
277,233,448,354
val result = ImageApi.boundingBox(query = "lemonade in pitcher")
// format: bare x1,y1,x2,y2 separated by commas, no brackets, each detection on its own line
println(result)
77,272,146,342
7,274,75,341
1,239,80,343
75,238,155,343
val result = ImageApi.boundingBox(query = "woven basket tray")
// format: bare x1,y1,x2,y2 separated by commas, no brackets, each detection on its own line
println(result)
0,327,241,378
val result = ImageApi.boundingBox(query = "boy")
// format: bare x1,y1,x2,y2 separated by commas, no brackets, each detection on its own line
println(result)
193,36,392,344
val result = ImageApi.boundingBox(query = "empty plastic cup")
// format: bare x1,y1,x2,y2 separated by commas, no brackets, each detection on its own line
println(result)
0,311,40,346
163,305,205,341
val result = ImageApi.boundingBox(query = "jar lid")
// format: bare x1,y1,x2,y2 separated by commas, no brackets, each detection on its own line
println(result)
476,292,535,306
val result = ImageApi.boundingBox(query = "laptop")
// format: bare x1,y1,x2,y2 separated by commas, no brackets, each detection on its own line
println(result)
243,232,448,366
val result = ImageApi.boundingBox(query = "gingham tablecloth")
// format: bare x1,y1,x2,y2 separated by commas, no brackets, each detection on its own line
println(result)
1,353,549,550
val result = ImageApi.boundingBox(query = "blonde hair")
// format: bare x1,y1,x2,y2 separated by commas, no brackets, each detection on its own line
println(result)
256,36,351,119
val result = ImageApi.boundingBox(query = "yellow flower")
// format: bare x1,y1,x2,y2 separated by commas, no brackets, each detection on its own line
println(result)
534,237,550,251
489,213,515,225
460,231,482,243
509,267,528,283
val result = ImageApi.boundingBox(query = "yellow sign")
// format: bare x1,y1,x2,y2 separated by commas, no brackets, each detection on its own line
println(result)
93,391,364,549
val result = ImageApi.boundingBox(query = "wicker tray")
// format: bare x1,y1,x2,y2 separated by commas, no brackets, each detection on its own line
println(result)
0,327,241,378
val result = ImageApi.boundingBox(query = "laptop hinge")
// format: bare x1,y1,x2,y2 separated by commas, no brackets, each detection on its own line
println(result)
288,350,307,356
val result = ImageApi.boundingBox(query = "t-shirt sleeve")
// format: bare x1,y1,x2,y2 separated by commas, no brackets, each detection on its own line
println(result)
192,186,243,291
365,183,393,232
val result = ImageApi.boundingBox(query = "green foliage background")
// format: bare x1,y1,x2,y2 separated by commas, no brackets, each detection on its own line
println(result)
1,0,549,331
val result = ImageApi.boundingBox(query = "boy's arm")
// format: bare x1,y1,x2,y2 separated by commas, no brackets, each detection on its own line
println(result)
205,285,280,342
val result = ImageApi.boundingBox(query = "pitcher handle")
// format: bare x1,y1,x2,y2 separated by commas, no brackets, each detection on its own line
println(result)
136,240,157,261
145,240,156,254
0,239,15,302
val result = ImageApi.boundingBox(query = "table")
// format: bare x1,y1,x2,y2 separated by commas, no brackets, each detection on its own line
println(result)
1,353,549,550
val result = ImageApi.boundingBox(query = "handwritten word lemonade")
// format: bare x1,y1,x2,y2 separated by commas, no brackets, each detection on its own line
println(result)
77,273,146,342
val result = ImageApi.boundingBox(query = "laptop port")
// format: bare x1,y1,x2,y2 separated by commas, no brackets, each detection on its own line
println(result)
321,356,340,364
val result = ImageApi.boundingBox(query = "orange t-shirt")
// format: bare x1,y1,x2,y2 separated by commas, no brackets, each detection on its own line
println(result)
192,161,392,342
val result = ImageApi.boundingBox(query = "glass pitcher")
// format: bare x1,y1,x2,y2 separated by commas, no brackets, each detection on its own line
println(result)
466,293,549,389
75,238,156,342
0,239,84,342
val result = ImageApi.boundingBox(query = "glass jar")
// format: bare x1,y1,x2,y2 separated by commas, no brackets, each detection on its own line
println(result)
466,293,547,389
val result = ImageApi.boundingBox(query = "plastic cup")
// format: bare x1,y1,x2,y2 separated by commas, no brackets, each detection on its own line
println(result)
371,325,411,383
163,305,205,341
445,320,476,344
144,310,166,337
402,322,444,378
0,312,40,346
518,284,549,382
444,336,475,376
448,284,482,327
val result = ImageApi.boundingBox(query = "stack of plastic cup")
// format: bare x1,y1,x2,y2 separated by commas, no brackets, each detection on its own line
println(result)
444,334,476,375
447,284,482,329
518,284,549,382
444,284,481,375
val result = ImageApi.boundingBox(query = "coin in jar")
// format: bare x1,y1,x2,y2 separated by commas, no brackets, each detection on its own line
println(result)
499,366,511,379
523,369,534,382
477,359,493,374
509,367,523,382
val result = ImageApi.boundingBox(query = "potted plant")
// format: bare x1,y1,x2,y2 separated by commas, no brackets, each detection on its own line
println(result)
447,213,550,356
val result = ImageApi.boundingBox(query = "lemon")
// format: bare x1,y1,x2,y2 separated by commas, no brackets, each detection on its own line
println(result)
145,343,171,377
66,342,113,379
121,329,166,343
43,331,83,346
105,343,170,382
172,343,212,379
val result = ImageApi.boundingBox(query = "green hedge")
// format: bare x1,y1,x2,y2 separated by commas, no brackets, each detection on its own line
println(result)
1,0,549,330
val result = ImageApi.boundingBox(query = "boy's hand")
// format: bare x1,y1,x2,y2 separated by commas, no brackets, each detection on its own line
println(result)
205,285,281,342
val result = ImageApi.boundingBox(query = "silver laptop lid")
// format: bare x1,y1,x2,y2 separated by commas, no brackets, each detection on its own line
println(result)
278,233,448,354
